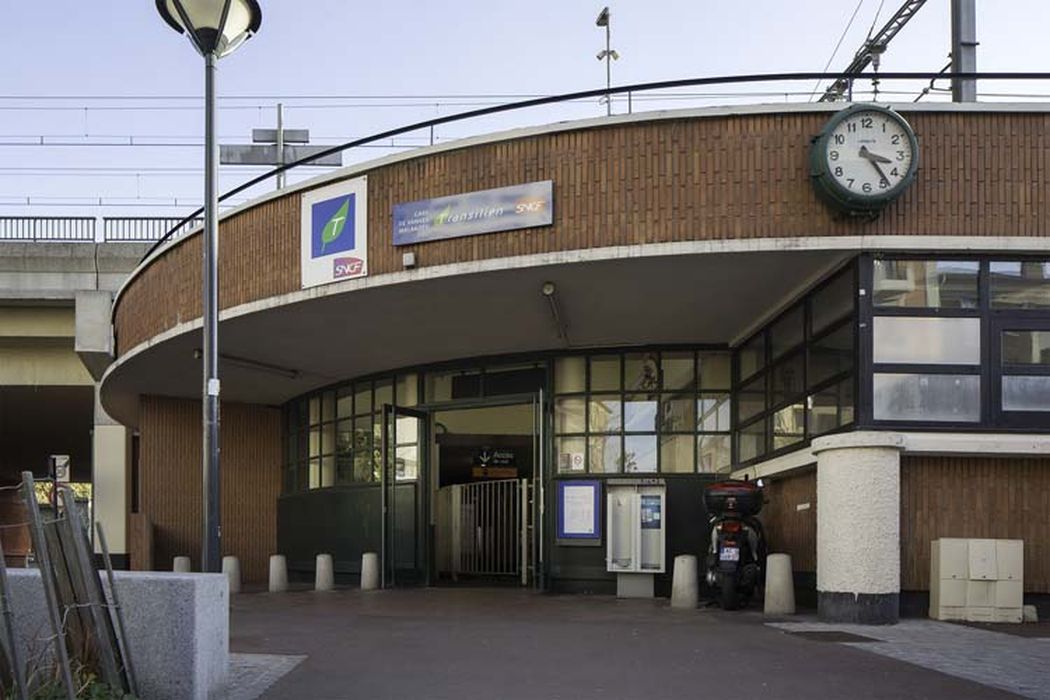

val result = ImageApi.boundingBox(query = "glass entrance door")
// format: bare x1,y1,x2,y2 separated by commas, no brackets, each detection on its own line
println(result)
381,404,427,587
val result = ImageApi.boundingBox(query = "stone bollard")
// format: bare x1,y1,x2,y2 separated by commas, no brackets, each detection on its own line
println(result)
1023,605,1039,623
764,553,796,616
670,554,699,609
173,556,191,573
360,552,379,591
222,556,241,594
315,553,334,592
269,554,288,593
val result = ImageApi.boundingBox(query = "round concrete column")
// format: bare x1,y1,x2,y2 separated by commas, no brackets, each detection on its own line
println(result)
813,431,904,625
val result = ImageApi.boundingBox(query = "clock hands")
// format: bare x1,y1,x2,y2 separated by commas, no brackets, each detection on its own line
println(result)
858,145,893,186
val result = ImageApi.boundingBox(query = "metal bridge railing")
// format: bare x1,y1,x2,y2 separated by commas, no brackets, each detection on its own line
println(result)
0,217,96,242
102,217,202,242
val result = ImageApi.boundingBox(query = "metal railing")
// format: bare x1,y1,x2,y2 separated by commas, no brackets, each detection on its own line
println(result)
103,217,202,242
0,216,203,243
0,217,95,242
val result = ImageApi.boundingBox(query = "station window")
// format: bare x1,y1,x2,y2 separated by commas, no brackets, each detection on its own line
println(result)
733,263,857,465
554,350,732,475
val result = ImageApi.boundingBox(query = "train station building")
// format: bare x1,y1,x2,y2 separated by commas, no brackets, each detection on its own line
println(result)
99,102,1050,623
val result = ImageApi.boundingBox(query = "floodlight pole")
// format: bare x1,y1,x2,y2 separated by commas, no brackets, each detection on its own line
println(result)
603,17,612,115
202,49,222,575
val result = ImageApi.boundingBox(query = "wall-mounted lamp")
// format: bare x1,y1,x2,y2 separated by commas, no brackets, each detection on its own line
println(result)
541,281,569,344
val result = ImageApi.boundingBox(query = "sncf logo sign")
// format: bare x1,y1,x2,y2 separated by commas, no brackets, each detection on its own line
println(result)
333,257,365,279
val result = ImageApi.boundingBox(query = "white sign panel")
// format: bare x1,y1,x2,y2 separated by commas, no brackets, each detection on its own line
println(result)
300,176,368,289
562,484,597,536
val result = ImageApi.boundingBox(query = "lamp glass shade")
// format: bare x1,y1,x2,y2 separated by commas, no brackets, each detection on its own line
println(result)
161,0,260,57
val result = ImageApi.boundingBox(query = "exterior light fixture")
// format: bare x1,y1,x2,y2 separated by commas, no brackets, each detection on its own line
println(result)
156,0,262,574
595,7,619,117
541,281,568,343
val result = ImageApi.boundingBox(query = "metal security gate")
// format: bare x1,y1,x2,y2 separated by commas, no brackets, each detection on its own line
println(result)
447,479,530,584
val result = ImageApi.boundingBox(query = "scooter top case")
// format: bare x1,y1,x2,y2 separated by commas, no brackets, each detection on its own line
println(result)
703,480,763,517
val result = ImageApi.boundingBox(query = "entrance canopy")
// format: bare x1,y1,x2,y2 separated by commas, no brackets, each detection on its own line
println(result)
101,247,849,426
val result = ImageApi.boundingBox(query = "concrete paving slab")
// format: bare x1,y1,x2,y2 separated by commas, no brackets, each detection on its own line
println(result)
229,587,1029,699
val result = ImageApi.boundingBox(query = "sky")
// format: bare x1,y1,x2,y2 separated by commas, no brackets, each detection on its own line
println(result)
2,1,1050,223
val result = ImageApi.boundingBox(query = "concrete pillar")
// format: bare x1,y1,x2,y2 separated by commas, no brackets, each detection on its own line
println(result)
670,555,698,609
269,555,288,593
315,553,334,591
360,552,379,591
173,556,191,573
764,553,796,616
813,431,904,624
222,556,241,594
92,389,127,563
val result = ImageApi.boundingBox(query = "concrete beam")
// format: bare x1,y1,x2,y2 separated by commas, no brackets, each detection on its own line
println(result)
76,290,114,381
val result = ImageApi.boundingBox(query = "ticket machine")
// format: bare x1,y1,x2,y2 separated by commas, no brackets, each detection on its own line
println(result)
606,479,666,598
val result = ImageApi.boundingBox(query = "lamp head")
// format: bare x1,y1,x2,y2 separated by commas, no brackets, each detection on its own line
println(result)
541,281,556,297
596,7,610,27
157,0,262,57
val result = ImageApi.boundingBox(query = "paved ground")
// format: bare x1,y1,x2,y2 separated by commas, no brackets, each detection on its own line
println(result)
228,587,1048,700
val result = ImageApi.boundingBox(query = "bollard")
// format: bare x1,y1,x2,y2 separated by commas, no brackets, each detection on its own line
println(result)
222,555,241,594
173,556,191,573
315,553,334,592
764,553,796,616
269,554,288,593
360,552,379,591
670,554,699,609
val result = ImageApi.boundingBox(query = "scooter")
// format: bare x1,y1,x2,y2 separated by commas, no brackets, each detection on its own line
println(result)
703,479,766,610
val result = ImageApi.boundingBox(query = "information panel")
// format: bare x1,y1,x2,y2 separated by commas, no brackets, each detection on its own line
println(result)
556,480,601,546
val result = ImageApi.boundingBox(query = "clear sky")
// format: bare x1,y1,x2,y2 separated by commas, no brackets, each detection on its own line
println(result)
2,1,1049,221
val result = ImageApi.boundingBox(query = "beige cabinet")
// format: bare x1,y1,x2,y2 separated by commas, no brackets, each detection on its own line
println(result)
930,538,1023,623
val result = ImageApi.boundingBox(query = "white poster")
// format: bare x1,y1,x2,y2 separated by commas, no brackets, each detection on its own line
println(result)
300,176,368,289
563,484,597,536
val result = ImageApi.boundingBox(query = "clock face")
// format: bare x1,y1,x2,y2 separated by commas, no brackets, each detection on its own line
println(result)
811,105,918,213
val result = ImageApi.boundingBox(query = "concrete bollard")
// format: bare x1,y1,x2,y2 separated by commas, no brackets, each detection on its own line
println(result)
360,552,379,591
1023,605,1039,623
764,553,796,616
670,554,699,609
173,556,191,573
315,553,334,592
268,554,288,593
222,555,241,594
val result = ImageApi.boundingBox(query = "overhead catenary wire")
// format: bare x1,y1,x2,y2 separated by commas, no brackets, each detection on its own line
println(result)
809,0,868,101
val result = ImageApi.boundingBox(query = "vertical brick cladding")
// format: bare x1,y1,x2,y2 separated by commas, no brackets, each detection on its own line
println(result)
760,468,817,572
901,455,1050,593
137,395,281,583
114,110,1050,356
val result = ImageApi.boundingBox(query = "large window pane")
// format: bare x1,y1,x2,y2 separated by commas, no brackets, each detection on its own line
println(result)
588,395,622,433
1002,331,1050,365
661,352,695,392
624,435,658,473
771,353,805,406
873,317,981,365
354,383,372,415
812,269,854,334
660,394,695,433
625,353,661,392
737,420,766,462
873,373,980,422
395,445,418,481
697,393,731,432
588,435,622,473
738,334,766,380
555,397,586,433
810,323,854,387
699,352,731,390
808,379,854,437
555,356,586,393
396,374,418,407
990,261,1050,309
336,388,353,419
590,355,621,391
773,404,805,450
770,305,804,359
660,434,694,473
624,394,659,432
873,259,979,309
556,436,587,473
737,375,765,423
1002,376,1050,412
698,434,731,473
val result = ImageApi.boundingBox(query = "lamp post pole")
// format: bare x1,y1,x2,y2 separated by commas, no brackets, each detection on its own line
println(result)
603,18,611,116
202,49,221,574
156,0,261,573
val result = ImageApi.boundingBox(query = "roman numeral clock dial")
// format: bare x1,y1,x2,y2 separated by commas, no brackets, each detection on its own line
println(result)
810,104,918,215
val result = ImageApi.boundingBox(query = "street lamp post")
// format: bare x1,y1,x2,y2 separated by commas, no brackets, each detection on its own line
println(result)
595,7,619,116
155,0,261,573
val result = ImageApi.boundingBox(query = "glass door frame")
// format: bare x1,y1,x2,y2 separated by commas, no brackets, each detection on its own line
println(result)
380,403,429,588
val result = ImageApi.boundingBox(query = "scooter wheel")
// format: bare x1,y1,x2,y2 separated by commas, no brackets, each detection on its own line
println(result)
719,582,740,611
